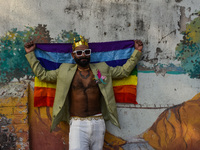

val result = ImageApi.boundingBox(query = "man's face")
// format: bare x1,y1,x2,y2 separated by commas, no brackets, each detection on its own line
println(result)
72,45,91,67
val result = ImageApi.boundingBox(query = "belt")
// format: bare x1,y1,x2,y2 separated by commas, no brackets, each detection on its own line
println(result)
70,115,103,121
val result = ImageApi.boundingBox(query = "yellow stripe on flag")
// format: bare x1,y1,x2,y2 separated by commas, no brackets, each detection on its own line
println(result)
35,75,136,89
34,77,56,88
112,75,137,86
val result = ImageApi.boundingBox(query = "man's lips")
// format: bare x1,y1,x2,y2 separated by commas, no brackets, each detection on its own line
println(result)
80,58,88,61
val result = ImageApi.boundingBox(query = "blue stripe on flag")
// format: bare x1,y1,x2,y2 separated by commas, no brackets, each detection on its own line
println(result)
35,47,134,64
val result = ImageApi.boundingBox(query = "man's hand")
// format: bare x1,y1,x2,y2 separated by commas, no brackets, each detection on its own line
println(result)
24,41,36,53
134,40,143,52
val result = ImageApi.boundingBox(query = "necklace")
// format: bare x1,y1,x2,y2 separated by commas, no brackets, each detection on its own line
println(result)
79,70,90,79
78,67,90,71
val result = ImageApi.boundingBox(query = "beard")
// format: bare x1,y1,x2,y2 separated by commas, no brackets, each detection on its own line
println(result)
74,57,90,67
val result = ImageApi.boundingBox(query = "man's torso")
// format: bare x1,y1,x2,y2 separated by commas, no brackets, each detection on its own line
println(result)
69,69,101,117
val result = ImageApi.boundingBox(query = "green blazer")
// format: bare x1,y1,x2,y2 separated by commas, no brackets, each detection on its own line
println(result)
25,50,142,131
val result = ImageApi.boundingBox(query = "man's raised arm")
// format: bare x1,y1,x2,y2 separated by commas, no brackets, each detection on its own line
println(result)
24,41,58,82
134,40,143,52
110,40,143,79
24,41,36,54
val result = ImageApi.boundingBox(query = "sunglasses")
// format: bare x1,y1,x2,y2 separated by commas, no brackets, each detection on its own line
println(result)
73,49,91,57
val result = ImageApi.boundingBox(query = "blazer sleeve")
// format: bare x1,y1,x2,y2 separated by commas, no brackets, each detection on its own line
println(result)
25,51,59,82
110,49,142,79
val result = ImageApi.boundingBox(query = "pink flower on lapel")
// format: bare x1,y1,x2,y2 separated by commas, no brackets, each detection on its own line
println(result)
101,76,106,80
97,70,101,79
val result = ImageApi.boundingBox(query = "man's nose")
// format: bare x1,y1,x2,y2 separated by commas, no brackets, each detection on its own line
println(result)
82,51,86,57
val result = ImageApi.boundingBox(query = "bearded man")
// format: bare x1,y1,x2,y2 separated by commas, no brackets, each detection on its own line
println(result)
24,36,143,150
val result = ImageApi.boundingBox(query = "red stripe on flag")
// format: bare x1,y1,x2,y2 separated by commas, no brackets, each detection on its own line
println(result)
113,85,138,104
34,96,54,107
34,84,138,106
114,93,137,104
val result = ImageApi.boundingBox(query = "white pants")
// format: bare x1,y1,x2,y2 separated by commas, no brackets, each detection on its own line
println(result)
69,116,106,150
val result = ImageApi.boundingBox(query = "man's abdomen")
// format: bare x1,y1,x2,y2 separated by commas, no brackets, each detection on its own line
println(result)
70,87,101,117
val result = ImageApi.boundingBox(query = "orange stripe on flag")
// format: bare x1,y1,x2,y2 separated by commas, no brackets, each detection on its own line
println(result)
34,87,56,97
34,87,56,107
113,85,137,104
113,85,136,94
34,82,138,106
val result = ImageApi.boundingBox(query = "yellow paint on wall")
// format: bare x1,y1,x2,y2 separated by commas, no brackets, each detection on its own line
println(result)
0,94,28,107
104,131,126,149
0,107,13,115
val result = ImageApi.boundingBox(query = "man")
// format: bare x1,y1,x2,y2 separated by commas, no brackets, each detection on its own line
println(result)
24,36,143,150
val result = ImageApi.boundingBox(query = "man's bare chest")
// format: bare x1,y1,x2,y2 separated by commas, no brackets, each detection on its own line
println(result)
71,70,99,91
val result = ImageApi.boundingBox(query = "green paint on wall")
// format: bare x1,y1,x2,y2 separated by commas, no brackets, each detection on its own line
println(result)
0,25,80,85
175,11,200,78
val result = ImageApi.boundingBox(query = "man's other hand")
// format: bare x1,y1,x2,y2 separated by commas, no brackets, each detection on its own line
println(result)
24,41,36,53
134,40,143,52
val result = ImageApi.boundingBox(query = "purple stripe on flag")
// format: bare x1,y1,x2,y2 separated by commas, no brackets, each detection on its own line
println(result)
38,57,128,70
36,43,72,53
36,40,135,53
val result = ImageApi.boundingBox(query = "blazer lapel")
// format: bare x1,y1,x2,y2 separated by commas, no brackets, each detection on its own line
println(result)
65,64,77,85
60,64,77,101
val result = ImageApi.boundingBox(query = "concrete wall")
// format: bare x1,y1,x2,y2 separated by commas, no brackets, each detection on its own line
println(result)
0,0,200,149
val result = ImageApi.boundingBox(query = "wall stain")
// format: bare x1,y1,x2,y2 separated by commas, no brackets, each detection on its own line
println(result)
0,115,17,149
158,30,176,43
64,2,90,20
136,19,144,31
178,6,191,32
64,5,77,14
156,47,163,57
125,22,131,27
175,0,183,2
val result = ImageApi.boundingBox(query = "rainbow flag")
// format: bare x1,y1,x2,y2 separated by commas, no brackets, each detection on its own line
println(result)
34,40,138,107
